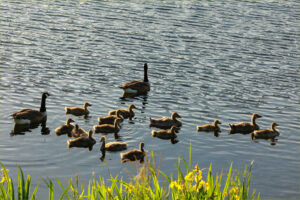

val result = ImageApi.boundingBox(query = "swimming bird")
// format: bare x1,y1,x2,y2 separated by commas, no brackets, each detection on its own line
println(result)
98,110,124,125
120,142,145,163
72,124,88,138
65,102,91,116
197,120,221,132
119,63,150,95
67,130,96,150
149,112,182,129
108,104,136,119
152,126,179,139
252,122,279,139
100,136,127,152
93,118,122,134
10,92,50,125
229,113,262,134
55,118,74,136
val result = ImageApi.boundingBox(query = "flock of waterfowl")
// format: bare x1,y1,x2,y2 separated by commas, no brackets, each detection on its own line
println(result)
10,63,280,163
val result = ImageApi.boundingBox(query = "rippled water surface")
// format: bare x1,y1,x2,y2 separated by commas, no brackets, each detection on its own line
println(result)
1,1,299,199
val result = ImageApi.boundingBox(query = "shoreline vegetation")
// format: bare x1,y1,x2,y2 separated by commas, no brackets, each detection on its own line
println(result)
0,148,259,200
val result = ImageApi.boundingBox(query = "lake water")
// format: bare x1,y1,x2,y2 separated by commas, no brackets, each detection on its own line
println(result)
0,1,299,199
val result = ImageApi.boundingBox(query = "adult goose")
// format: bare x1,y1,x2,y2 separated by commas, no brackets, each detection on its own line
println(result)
197,120,221,132
100,136,127,152
65,102,91,116
55,118,74,136
98,110,124,125
11,92,50,125
108,104,136,119
119,63,150,95
67,130,96,150
120,142,145,163
149,112,182,129
229,113,262,134
152,126,179,139
252,122,279,139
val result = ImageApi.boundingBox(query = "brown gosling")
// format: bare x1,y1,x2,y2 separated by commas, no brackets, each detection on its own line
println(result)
93,118,122,134
100,136,127,152
72,124,88,138
197,120,221,132
149,112,182,129
252,122,279,139
67,130,96,149
119,63,150,95
229,113,262,134
65,102,91,116
11,92,50,125
152,126,179,139
55,118,74,136
120,142,145,163
108,104,136,119
98,110,124,125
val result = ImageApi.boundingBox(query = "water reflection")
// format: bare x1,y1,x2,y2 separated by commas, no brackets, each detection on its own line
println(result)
10,119,50,136
251,134,279,146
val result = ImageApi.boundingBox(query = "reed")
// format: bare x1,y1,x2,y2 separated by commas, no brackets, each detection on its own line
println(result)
0,147,259,200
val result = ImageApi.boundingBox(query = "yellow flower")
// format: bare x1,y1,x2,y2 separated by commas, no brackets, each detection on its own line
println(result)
0,176,6,183
125,184,134,193
170,181,177,189
170,181,183,191
205,182,210,191
107,187,112,194
199,180,206,188
224,192,228,196
184,171,193,182
1,168,9,172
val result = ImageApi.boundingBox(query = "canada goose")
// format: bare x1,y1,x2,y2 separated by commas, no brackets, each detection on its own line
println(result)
149,112,182,129
55,118,74,136
197,120,221,132
98,110,124,125
67,130,96,150
229,113,262,134
120,142,145,163
72,124,88,138
152,126,179,139
93,118,122,134
120,63,150,95
108,104,136,119
10,92,50,125
100,136,127,152
252,122,279,139
65,102,91,116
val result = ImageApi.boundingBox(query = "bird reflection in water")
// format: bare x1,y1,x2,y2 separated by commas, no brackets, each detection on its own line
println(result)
251,134,279,146
11,119,50,136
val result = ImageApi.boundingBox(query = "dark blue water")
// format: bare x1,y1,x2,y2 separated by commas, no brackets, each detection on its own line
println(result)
1,1,299,199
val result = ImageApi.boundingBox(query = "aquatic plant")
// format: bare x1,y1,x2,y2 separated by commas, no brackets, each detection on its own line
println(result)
0,148,259,200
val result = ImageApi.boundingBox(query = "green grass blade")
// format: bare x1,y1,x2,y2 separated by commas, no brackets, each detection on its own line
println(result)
30,184,39,200
222,163,232,195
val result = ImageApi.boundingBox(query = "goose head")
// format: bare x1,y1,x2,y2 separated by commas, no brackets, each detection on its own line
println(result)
129,104,136,110
84,102,92,108
42,92,50,99
171,112,181,120
66,118,74,124
214,120,221,126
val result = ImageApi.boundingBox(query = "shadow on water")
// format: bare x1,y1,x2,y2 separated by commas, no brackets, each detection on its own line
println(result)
10,119,50,136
